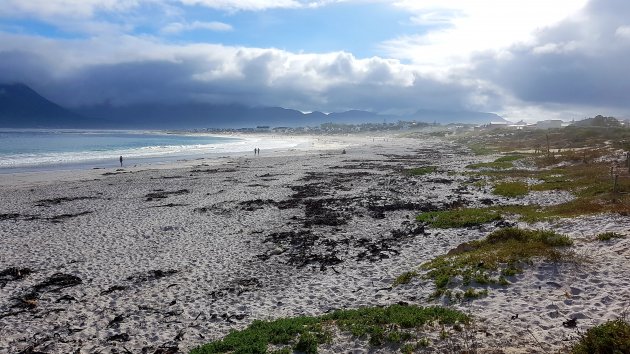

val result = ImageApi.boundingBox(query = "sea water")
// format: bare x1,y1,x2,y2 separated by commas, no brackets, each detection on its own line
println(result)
0,129,263,173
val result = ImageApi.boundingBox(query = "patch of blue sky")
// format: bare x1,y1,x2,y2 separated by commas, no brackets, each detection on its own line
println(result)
0,19,79,39
167,2,434,58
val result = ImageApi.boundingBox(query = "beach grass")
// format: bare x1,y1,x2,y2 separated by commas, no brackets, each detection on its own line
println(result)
467,144,495,155
493,181,529,198
466,154,525,170
450,199,630,224
466,161,515,170
393,271,419,286
403,166,437,176
462,150,630,221
396,228,573,298
190,305,470,354
457,126,630,152
596,232,625,241
571,318,630,354
416,208,501,228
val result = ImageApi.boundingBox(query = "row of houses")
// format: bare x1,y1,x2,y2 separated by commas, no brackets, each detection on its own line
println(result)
481,119,564,131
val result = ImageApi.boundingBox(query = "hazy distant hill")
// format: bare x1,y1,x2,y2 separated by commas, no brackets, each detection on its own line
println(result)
0,83,505,128
411,109,506,124
0,83,87,128
76,103,309,129
573,115,621,128
75,104,398,128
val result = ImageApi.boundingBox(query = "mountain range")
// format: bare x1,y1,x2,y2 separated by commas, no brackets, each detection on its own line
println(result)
0,83,505,129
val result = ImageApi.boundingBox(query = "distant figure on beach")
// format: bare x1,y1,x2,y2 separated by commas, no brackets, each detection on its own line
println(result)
119,156,123,167
257,148,260,155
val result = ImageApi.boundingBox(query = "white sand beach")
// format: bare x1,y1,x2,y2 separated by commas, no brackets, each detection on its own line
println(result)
1,134,629,353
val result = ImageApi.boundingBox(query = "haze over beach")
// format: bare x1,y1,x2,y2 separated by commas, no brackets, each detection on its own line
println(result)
2,1,630,354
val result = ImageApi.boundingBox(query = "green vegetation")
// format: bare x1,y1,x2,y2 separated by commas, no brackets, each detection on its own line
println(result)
571,318,630,354
459,129,630,221
468,144,494,155
189,316,325,354
493,181,529,198
465,288,488,299
416,208,501,228
573,115,622,128
463,151,630,221
466,161,514,170
403,166,437,176
414,228,573,298
495,155,526,163
467,154,525,170
417,337,430,347
326,305,468,346
190,305,470,354
596,232,625,241
394,271,418,286
457,125,630,152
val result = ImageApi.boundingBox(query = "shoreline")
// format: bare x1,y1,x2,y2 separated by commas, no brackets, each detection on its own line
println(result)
1,134,628,353
0,131,322,175
0,133,355,185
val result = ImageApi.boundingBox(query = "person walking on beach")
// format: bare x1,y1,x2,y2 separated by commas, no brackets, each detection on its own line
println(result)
119,155,123,167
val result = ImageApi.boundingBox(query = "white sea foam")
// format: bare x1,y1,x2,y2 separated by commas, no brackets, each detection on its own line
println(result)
0,135,308,168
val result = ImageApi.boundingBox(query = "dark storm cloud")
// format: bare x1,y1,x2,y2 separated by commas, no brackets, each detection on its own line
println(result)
0,34,493,113
474,0,630,110
0,51,52,85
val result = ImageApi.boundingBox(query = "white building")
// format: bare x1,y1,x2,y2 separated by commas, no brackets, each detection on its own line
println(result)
536,120,563,130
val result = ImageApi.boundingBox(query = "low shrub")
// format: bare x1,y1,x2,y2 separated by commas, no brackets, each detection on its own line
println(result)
420,228,573,297
571,318,630,354
190,305,469,354
417,208,501,228
493,181,529,198
596,232,625,241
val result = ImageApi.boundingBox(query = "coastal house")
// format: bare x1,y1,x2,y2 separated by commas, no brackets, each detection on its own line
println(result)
486,121,509,130
536,120,563,130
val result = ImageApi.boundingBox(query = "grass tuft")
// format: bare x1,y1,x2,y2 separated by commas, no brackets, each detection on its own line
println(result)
596,232,625,241
403,166,437,176
468,144,495,155
190,305,469,354
467,155,525,170
419,228,573,297
393,271,418,286
571,318,630,354
493,181,529,198
417,208,501,228
494,155,526,163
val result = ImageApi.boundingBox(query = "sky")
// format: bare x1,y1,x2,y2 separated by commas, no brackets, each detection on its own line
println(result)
0,0,629,121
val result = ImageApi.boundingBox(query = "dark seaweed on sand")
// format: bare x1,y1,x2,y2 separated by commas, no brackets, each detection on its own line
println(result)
145,189,190,201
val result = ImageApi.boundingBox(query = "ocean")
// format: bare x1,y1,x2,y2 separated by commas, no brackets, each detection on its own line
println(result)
0,129,286,173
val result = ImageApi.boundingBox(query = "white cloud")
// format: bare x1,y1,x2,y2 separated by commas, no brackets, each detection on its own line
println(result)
615,25,630,39
162,20,233,34
177,0,302,11
0,0,142,19
383,0,589,71
0,31,489,111
532,41,580,55
176,0,345,11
